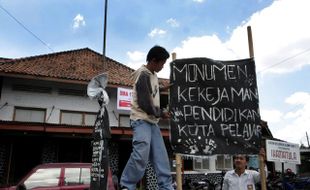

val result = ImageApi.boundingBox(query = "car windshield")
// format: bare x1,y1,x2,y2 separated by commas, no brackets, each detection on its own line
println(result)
23,168,61,189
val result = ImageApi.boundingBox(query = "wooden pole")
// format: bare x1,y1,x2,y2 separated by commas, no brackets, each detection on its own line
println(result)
247,25,267,190
175,154,182,190
172,52,176,61
259,149,267,190
247,26,254,58
172,52,182,190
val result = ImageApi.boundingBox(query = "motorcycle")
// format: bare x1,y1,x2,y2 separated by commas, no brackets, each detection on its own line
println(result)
191,178,221,190
174,172,225,190
266,170,310,190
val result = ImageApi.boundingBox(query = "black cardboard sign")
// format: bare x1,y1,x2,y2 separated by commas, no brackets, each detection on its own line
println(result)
169,58,261,155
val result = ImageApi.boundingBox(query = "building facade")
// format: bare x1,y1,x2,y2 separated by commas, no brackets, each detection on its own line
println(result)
0,48,277,189
0,48,173,188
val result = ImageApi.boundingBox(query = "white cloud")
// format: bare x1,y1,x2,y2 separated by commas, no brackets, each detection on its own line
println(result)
125,49,172,79
125,50,145,70
126,61,145,71
284,92,310,121
285,92,310,106
159,34,238,78
127,51,145,62
157,57,173,78
148,28,167,38
166,18,180,28
172,34,238,60
268,92,310,144
73,14,86,29
164,0,310,78
228,0,310,74
260,109,283,123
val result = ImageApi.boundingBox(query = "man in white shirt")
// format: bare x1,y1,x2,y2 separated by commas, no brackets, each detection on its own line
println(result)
222,148,266,190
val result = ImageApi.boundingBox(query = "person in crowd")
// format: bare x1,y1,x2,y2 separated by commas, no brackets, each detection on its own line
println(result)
120,45,174,190
222,148,267,190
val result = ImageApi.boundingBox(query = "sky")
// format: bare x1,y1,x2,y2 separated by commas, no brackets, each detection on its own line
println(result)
0,0,309,146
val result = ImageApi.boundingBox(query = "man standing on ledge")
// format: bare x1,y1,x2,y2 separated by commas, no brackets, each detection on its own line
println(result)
222,148,267,190
120,45,173,190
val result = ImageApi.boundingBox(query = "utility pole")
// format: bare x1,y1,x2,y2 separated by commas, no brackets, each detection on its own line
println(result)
103,0,108,69
306,132,310,147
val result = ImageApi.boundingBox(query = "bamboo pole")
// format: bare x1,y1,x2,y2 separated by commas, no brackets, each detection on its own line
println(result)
175,154,182,190
247,26,254,58
172,52,182,190
259,149,267,190
247,25,267,190
172,52,176,61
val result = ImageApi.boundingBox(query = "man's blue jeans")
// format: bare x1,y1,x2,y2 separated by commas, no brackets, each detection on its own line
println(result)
120,120,173,190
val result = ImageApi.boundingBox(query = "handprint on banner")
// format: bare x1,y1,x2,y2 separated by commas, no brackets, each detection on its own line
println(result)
182,137,218,155
171,107,183,122
184,138,199,154
203,139,217,154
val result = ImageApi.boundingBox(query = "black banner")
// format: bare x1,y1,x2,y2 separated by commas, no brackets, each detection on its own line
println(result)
90,105,110,190
169,58,261,155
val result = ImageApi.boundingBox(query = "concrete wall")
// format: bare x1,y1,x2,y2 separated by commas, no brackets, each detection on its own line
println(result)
0,77,130,127
0,77,171,129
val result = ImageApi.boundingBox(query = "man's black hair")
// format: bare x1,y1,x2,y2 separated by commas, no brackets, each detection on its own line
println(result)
146,45,170,62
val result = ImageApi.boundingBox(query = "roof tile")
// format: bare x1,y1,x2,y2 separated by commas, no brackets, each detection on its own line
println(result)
0,48,169,87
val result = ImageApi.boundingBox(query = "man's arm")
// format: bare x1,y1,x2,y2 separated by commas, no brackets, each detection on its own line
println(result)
136,72,161,117
253,165,268,183
159,82,174,91
254,148,268,183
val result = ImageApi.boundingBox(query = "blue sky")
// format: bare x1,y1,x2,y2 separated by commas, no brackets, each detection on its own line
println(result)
1,0,309,145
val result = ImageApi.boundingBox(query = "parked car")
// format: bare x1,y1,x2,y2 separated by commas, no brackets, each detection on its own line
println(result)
0,163,115,190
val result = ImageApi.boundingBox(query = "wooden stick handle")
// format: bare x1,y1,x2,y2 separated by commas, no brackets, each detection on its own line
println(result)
172,52,183,190
176,154,183,190
259,153,267,190
248,26,266,190
247,26,254,58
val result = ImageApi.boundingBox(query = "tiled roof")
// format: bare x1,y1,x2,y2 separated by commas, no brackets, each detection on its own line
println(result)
0,57,12,63
0,48,169,87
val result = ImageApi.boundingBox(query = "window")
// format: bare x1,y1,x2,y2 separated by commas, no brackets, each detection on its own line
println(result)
119,114,130,127
12,84,52,93
64,168,90,185
14,107,46,122
58,88,86,96
216,155,233,170
85,114,97,126
193,157,210,170
23,168,61,189
60,111,97,126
